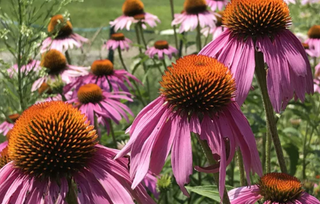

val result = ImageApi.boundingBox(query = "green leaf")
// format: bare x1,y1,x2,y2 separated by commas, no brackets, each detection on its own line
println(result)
185,185,233,202
283,143,299,175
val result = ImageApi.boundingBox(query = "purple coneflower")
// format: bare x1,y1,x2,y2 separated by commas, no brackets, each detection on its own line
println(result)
145,40,178,60
67,83,133,129
201,11,225,40
7,59,41,77
199,0,313,113
41,15,88,53
172,0,216,33
0,101,155,204
103,33,132,51
0,114,19,136
229,173,320,204
115,55,262,198
206,0,229,11
110,0,160,31
64,59,140,94
32,49,88,91
305,25,320,58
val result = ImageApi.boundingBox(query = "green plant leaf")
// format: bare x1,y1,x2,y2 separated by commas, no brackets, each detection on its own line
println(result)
185,185,233,202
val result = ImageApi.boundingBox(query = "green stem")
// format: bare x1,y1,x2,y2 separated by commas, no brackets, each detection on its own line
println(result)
196,23,202,52
169,0,179,56
266,131,271,173
108,119,117,148
237,150,246,186
17,1,25,111
161,59,167,73
66,179,78,204
197,137,230,204
117,47,128,71
138,23,148,49
254,50,287,173
65,50,72,65
261,132,266,173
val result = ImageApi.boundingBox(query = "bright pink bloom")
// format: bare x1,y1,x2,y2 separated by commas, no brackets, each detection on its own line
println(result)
103,33,132,51
64,59,140,94
67,84,133,129
32,49,89,91
206,0,229,11
7,59,41,77
0,122,13,136
0,101,155,204
145,40,178,60
305,25,320,58
116,55,262,199
199,0,313,113
201,11,225,40
229,173,320,204
41,15,88,53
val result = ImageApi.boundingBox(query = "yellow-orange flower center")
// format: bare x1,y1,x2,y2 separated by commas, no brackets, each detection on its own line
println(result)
6,113,20,123
38,82,53,95
122,0,145,17
111,33,125,41
8,101,97,179
133,13,146,20
259,173,303,203
41,49,67,75
48,14,73,38
160,55,235,115
223,0,290,38
154,40,169,50
216,11,224,27
91,59,114,77
77,84,103,104
308,25,320,39
184,0,207,14
0,147,10,168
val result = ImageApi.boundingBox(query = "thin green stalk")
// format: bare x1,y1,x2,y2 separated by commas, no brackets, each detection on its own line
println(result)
66,179,78,204
65,50,72,65
237,150,246,186
169,0,179,56
138,23,148,49
266,131,271,173
108,119,117,148
161,59,167,73
17,1,25,111
254,50,287,173
117,47,146,106
196,23,202,52
261,132,266,173
302,124,314,179
197,137,231,204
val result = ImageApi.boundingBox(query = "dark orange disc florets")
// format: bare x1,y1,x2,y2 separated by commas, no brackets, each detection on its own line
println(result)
6,113,20,123
160,55,235,115
91,59,114,76
77,84,103,104
122,0,145,17
223,0,291,39
41,49,67,75
184,0,207,14
259,173,303,203
154,40,169,50
0,147,10,168
308,25,320,39
111,33,125,41
8,101,98,179
48,14,73,38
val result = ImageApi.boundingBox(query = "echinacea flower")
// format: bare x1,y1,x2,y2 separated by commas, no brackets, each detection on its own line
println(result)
64,59,140,94
206,0,229,11
0,114,19,136
172,0,217,33
41,14,88,53
228,173,320,204
7,59,41,77
115,55,262,198
145,40,178,60
103,33,132,51
110,0,160,31
201,11,225,40
199,0,313,113
67,84,133,129
305,25,320,58
0,101,155,204
32,49,89,91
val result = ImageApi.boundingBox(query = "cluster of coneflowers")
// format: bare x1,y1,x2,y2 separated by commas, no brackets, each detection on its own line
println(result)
1,0,320,203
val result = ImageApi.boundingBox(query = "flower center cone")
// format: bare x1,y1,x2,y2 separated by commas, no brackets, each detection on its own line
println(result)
48,14,73,38
154,40,169,50
122,0,145,17
184,0,207,14
77,84,104,104
308,25,320,39
41,49,67,75
91,59,114,76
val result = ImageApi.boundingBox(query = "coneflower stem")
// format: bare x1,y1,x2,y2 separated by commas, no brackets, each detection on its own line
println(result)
237,150,246,186
162,59,167,73
197,137,231,204
266,131,271,173
196,24,202,52
254,50,287,174
65,50,72,65
117,47,128,71
261,132,266,173
138,23,148,49
66,179,78,204
117,47,146,106
169,0,179,56
108,119,117,148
